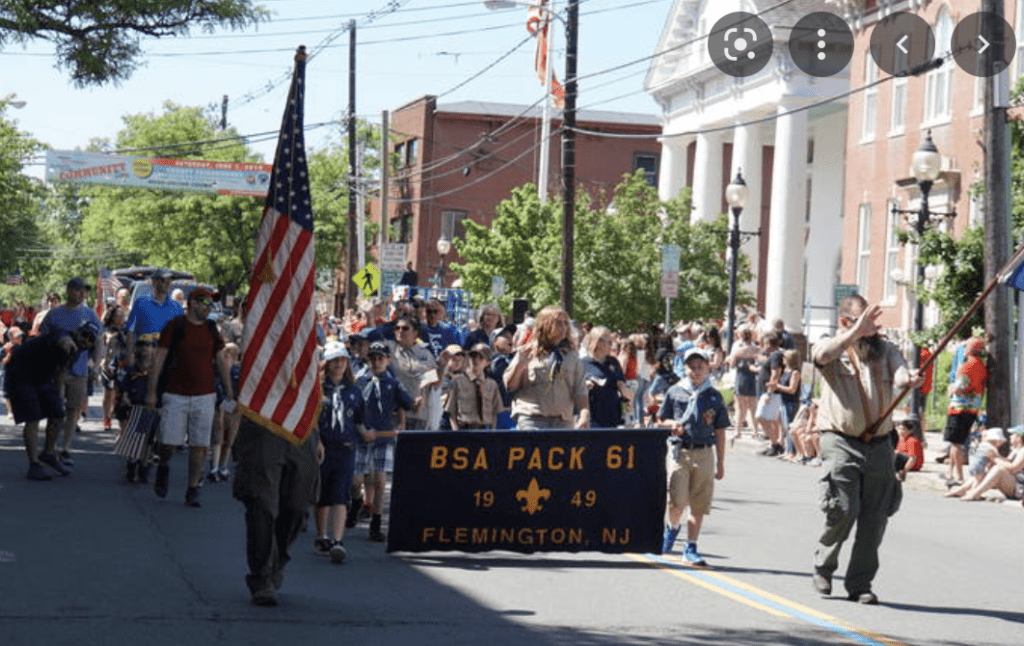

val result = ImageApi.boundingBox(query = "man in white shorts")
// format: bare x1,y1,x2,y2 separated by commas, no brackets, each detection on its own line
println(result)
146,287,234,508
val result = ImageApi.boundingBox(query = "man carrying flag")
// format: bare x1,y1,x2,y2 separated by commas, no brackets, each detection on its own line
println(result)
232,45,322,608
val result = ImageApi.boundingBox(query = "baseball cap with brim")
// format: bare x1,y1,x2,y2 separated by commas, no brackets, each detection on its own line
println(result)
1009,425,1024,438
443,344,465,356
984,428,1006,443
683,348,709,365
349,327,372,341
367,342,390,357
189,287,216,301
323,340,350,362
66,277,88,290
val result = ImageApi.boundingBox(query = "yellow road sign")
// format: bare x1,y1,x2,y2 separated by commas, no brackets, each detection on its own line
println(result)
353,264,380,297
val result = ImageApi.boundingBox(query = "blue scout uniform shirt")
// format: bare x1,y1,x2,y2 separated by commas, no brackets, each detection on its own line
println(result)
356,370,414,432
583,355,625,428
319,378,365,452
658,380,730,446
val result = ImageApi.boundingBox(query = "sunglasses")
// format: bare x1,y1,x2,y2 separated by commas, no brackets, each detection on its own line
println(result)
191,298,213,306
395,325,414,331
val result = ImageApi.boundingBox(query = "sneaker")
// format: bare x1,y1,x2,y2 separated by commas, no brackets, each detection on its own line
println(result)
103,417,112,431
218,467,231,481
58,450,74,466
39,452,71,476
329,540,347,564
812,569,832,595
26,462,52,481
848,591,878,605
154,464,170,498
662,525,681,554
682,543,707,567
206,471,219,484
184,486,201,508
314,537,333,556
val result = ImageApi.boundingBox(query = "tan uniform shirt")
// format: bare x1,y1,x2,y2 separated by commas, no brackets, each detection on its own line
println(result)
813,338,906,438
508,347,586,422
444,372,503,428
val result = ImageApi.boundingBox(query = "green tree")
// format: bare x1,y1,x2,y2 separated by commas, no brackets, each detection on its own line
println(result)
453,171,750,330
79,102,266,297
0,1,266,86
912,225,986,345
0,100,47,304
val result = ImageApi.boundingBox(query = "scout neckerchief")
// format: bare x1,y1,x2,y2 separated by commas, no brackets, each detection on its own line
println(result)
680,376,712,432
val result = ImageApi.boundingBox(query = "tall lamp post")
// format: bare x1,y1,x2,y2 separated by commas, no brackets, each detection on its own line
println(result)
891,131,954,427
725,171,748,354
434,235,452,288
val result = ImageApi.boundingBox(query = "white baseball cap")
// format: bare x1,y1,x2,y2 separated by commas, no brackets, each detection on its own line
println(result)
323,340,350,362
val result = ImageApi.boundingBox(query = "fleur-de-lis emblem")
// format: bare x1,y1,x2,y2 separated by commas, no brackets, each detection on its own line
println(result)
515,477,552,515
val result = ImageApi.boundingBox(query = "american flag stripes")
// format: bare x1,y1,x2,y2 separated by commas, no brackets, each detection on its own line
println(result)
238,46,321,444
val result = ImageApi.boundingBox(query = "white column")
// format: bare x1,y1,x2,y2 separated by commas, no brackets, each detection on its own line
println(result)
764,104,808,331
691,131,723,223
805,111,846,342
730,122,762,287
657,137,690,202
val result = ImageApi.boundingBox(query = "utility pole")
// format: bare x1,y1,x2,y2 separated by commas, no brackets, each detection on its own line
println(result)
983,1,1011,426
345,20,358,314
220,95,228,130
560,0,578,316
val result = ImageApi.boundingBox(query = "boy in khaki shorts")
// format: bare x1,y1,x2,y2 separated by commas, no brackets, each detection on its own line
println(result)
657,348,730,566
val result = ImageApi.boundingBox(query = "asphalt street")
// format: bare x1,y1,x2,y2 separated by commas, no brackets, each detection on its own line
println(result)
1,396,1021,646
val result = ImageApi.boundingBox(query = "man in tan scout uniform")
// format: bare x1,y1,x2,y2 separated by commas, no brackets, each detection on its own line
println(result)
811,295,921,605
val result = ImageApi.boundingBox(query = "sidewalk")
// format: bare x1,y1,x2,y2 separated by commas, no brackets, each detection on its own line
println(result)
728,426,1019,502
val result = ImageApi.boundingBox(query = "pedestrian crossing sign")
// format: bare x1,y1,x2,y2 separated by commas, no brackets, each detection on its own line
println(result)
353,264,380,297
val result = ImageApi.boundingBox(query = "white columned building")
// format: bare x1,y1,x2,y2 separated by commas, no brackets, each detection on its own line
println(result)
644,0,849,340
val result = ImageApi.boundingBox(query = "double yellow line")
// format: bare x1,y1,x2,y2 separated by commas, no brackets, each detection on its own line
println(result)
629,554,904,646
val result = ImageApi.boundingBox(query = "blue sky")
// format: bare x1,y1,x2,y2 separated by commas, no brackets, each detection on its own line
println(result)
4,0,671,170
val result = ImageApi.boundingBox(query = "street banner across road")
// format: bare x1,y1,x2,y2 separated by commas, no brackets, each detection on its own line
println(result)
387,429,670,554
46,150,273,196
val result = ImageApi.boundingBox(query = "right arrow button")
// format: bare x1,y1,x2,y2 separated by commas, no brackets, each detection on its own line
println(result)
952,12,1015,77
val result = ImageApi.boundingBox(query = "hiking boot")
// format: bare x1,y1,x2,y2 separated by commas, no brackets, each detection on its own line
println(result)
330,540,347,564
345,498,362,528
154,464,170,498
662,525,681,554
26,462,52,481
314,537,333,556
39,452,70,476
368,528,386,542
184,486,201,508
682,543,707,567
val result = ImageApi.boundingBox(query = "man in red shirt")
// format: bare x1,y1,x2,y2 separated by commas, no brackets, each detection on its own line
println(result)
146,287,235,508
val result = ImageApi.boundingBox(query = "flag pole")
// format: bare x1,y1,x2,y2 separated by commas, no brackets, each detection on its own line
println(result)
868,239,1024,431
537,0,555,204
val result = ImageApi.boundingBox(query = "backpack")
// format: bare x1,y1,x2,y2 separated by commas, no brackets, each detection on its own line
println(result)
156,315,221,397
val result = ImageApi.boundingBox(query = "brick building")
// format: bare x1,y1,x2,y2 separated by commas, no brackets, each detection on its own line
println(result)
834,0,1021,332
370,95,662,287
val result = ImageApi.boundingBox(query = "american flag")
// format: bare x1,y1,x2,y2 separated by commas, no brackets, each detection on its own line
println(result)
238,46,322,444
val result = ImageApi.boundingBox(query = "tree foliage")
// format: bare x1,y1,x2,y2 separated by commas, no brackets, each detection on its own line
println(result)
78,103,266,297
912,225,985,345
452,171,751,331
0,1,266,86
0,100,47,303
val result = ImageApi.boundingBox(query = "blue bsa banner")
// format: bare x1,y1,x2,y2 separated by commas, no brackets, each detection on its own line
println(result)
387,429,670,554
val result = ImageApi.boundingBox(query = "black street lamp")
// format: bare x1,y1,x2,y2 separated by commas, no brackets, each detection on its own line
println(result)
434,235,452,287
891,130,954,427
725,170,748,354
